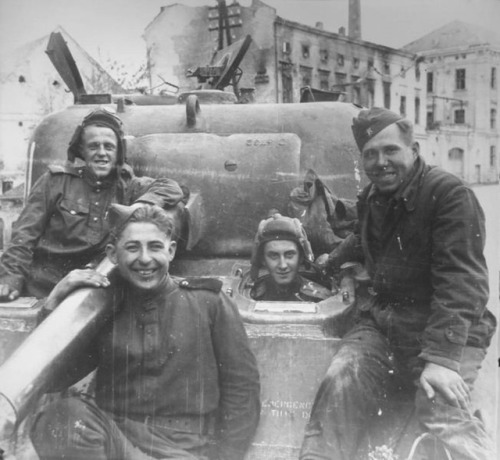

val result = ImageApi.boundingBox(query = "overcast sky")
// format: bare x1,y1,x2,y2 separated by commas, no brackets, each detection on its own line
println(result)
1,0,500,70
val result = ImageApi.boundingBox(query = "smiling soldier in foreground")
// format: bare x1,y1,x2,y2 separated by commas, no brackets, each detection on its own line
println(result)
29,203,261,460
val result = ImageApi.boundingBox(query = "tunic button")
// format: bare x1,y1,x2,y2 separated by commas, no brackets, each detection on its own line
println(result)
180,280,188,287
93,217,98,222
70,210,76,215
96,181,102,185
96,189,100,193
95,202,99,205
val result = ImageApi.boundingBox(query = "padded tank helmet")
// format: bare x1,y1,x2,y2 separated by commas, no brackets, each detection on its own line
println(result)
250,213,314,280
67,107,126,164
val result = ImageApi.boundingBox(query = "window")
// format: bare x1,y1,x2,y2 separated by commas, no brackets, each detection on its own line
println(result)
415,64,421,82
415,97,420,125
367,58,374,69
282,72,293,103
491,67,497,89
490,146,497,168
427,72,433,92
455,69,466,90
353,57,360,69
337,54,344,66
383,61,390,74
335,72,346,88
383,82,391,109
367,79,375,107
300,66,312,86
320,49,328,64
302,44,310,59
351,77,360,104
426,111,434,129
319,70,330,91
454,109,465,124
400,96,407,117
491,109,497,129
282,41,291,55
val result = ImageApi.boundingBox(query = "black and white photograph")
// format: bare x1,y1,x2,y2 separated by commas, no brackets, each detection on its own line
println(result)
0,1,498,459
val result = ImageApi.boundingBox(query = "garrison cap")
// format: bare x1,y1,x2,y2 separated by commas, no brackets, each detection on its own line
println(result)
107,203,136,238
107,203,174,240
351,107,403,151
250,213,314,280
67,106,126,164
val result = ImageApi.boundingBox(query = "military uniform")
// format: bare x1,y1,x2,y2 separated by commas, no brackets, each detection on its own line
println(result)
300,109,496,460
31,275,261,460
0,163,183,298
0,108,185,299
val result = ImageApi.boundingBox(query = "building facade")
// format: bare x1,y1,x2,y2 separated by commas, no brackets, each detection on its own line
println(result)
143,0,425,135
404,21,500,184
0,26,123,173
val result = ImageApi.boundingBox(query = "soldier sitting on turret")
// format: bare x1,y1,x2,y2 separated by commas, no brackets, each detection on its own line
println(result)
0,107,185,301
250,214,331,302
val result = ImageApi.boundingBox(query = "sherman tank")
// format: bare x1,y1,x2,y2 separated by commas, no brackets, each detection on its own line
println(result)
0,32,496,460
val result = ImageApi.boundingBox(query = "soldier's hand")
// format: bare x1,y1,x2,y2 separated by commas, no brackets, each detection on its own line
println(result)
60,269,110,293
46,269,110,312
0,284,20,302
420,362,470,411
315,253,330,268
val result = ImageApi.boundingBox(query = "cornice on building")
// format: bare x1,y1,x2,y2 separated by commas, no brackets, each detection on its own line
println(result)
414,43,500,60
274,15,416,60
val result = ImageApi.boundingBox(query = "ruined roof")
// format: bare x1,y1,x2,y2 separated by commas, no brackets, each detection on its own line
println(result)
0,26,124,93
402,20,500,53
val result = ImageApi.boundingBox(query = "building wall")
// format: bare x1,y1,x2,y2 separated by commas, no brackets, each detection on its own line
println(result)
143,1,279,102
0,30,123,172
423,45,499,183
273,20,425,112
144,4,214,93
143,0,425,117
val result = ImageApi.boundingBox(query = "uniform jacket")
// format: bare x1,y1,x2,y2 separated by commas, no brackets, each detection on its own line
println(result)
0,163,184,297
55,275,261,460
332,156,496,372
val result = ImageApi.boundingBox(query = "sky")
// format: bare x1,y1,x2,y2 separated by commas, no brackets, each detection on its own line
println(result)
1,0,500,73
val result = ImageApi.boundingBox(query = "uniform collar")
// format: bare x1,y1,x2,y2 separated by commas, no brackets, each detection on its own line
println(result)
116,274,176,308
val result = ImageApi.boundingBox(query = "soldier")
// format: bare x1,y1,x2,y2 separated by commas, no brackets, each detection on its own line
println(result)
300,107,496,460
250,214,331,302
30,203,261,460
0,107,184,300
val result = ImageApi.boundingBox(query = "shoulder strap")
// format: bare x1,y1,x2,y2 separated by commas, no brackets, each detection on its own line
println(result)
178,277,223,293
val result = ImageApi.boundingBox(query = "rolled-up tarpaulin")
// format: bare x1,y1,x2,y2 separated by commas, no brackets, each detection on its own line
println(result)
0,258,115,440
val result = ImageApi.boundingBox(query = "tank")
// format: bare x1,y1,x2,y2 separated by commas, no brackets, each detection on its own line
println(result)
0,33,496,460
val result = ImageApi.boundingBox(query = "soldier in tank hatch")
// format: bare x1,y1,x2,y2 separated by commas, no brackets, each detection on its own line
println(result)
250,213,331,302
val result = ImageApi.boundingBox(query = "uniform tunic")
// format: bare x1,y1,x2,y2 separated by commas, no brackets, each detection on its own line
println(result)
0,164,183,297
300,156,496,460
31,275,260,460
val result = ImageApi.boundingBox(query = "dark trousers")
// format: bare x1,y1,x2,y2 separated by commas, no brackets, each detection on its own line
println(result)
30,396,213,460
299,321,495,460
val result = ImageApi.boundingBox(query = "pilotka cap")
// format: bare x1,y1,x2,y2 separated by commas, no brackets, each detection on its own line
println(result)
351,107,404,151
107,203,174,240
67,106,126,164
